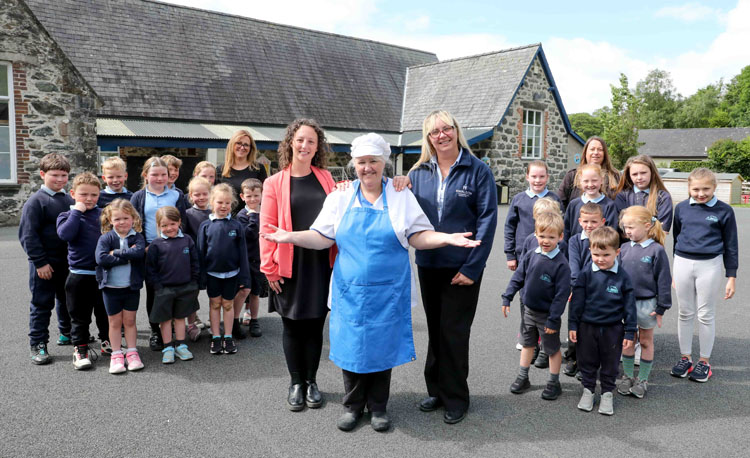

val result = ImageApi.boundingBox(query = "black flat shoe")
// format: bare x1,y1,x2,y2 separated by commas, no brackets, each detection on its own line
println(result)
418,396,443,412
305,381,323,408
287,384,305,412
541,380,562,400
370,411,391,432
534,350,549,369
510,376,531,394
337,411,362,431
443,410,466,424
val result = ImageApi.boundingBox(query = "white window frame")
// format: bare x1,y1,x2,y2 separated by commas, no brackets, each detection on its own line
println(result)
0,62,16,184
522,109,542,160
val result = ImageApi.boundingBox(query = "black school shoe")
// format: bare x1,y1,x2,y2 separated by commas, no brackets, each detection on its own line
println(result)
149,331,164,351
534,351,549,369
249,319,262,337
541,381,562,400
530,345,540,365
233,319,247,340
510,376,531,394
210,337,223,355
418,396,443,412
563,360,578,376
443,410,466,424
223,337,238,354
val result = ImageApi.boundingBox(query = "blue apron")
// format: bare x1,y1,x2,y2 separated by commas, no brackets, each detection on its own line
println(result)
328,179,416,374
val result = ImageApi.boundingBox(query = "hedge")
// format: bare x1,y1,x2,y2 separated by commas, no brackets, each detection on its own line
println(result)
670,161,711,172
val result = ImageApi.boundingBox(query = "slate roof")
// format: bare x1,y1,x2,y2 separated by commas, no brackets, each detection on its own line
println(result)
639,128,750,158
23,0,437,131
401,44,541,131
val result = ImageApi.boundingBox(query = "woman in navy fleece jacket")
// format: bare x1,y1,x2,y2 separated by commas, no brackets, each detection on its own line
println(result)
407,110,498,424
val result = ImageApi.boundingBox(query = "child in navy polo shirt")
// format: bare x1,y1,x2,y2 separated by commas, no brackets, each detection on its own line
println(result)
184,176,212,339
569,226,636,416
516,196,567,367
236,178,264,338
197,183,250,355
95,199,146,374
56,172,110,370
19,153,74,364
564,163,618,244
504,161,561,271
617,205,671,398
146,206,200,364
563,202,606,377
502,212,570,401
614,155,673,232
98,156,133,208
670,168,738,383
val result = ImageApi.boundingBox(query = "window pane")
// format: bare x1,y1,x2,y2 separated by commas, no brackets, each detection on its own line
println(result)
536,111,542,125
0,64,7,97
0,100,7,125
0,152,10,179
0,126,8,152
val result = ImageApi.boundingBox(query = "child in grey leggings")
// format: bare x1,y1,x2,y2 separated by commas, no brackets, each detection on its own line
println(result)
670,168,738,383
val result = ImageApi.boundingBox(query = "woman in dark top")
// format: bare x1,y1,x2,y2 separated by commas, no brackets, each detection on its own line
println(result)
216,129,268,212
558,136,620,210
259,119,337,412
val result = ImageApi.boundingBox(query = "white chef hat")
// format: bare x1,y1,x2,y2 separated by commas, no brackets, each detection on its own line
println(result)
350,133,390,159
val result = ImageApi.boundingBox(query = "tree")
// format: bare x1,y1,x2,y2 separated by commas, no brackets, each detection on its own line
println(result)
711,65,750,127
569,112,604,140
601,73,642,168
706,137,750,178
674,82,723,128
635,69,681,129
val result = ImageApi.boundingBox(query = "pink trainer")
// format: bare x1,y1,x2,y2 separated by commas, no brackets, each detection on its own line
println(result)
125,350,144,371
109,353,126,374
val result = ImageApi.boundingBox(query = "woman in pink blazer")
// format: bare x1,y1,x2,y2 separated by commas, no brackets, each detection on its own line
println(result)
260,118,336,412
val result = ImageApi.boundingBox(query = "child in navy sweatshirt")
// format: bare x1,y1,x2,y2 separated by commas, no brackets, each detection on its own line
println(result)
197,183,250,355
502,212,570,401
183,176,212,339
504,161,562,270
146,206,200,364
564,163,618,244
563,202,605,377
616,205,671,398
56,172,109,370
569,226,636,416
19,153,74,364
235,178,264,338
670,168,738,383
614,155,673,232
95,199,146,374
98,156,133,208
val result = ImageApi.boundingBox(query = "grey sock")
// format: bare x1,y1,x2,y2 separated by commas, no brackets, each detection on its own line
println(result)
519,365,530,379
549,372,560,383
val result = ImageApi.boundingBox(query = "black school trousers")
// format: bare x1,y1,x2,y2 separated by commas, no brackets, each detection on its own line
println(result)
64,273,108,346
418,266,483,413
342,369,392,414
577,322,624,393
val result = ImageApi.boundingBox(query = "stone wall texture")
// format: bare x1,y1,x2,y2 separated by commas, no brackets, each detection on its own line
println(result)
0,0,101,225
473,56,570,198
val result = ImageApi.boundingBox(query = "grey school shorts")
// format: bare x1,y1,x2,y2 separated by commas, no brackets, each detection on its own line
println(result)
636,297,658,330
521,307,561,354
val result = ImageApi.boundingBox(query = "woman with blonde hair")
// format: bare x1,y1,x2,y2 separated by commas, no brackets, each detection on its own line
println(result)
217,129,267,212
407,110,498,424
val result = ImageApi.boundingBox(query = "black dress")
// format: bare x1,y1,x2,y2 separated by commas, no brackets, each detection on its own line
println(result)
268,173,332,320
216,164,268,213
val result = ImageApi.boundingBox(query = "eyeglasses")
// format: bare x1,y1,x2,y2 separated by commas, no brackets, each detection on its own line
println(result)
428,125,455,138
235,143,251,149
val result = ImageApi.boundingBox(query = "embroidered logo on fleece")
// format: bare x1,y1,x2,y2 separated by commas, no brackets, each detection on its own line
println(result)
228,230,237,237
606,285,619,294
455,185,473,198
182,247,190,254
706,215,719,222
539,273,552,283
640,256,652,264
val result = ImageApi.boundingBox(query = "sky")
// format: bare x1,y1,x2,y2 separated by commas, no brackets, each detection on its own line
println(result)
160,0,750,114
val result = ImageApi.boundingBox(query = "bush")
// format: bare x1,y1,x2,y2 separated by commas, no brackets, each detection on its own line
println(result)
671,161,710,172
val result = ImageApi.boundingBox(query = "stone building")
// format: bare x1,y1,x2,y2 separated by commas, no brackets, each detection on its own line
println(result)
1,0,583,223
0,0,101,224
401,44,584,200
639,127,750,166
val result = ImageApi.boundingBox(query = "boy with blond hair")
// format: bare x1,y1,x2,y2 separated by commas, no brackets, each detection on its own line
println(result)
98,156,132,207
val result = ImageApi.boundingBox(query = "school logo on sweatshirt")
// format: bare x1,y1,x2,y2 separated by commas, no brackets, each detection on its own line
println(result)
640,256,652,264
539,273,552,283
606,285,619,294
228,230,237,237
455,185,473,198
182,247,190,254
706,215,719,223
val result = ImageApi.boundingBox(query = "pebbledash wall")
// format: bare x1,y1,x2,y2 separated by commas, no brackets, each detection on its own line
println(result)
473,56,572,197
0,0,100,225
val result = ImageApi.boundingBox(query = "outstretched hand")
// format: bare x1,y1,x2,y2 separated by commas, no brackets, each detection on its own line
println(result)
446,232,481,248
261,224,292,244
